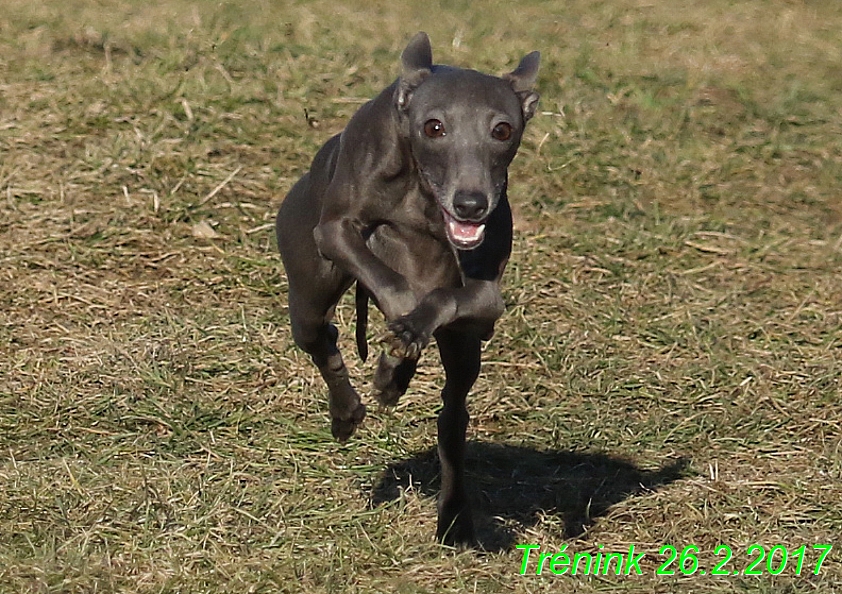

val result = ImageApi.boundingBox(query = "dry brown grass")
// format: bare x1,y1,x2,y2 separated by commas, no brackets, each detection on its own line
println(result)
1,0,841,592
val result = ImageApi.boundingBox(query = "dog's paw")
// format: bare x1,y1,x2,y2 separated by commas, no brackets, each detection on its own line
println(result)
436,508,476,548
330,402,366,443
387,316,430,360
372,352,418,406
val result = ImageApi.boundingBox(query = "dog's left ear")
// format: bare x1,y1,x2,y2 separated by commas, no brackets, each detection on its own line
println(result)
396,32,433,110
505,51,541,122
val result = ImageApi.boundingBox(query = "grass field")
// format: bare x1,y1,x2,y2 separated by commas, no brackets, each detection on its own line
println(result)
1,0,841,592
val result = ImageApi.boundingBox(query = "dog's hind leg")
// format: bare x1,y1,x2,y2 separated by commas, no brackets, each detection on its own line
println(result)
288,287,366,442
356,283,419,408
372,352,418,407
433,327,480,546
278,178,366,443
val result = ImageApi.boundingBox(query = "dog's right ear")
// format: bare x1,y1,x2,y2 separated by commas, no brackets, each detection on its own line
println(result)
396,32,433,110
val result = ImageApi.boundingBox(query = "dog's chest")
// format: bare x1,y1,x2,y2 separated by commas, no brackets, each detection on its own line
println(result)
366,218,463,295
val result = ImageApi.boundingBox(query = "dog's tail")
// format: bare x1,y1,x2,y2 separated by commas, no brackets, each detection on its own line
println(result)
355,282,369,362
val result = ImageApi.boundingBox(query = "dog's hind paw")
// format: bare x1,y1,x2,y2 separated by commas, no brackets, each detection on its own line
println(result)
372,351,418,406
330,402,367,442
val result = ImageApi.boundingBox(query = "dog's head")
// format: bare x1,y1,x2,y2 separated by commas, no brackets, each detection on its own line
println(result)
395,32,540,250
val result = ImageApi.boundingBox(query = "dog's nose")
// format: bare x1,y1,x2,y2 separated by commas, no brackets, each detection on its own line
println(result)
452,191,488,221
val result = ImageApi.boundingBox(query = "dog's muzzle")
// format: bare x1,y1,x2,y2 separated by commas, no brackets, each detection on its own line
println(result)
441,207,486,250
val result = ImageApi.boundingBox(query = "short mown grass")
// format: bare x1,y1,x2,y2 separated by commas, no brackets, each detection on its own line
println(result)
1,0,840,592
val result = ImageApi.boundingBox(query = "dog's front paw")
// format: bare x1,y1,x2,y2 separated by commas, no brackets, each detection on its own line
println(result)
436,505,476,548
387,315,430,360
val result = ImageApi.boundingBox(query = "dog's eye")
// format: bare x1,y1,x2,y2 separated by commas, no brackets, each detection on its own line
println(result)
423,119,446,138
491,122,513,141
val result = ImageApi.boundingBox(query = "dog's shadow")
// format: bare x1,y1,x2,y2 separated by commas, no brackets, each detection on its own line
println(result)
370,441,690,551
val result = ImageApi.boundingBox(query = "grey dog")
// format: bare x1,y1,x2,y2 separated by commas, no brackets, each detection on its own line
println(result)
276,32,539,545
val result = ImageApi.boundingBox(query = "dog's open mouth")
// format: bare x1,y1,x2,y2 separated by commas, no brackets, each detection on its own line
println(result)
441,208,486,250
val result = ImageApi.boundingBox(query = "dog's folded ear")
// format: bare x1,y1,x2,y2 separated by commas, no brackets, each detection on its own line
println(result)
505,51,541,122
396,32,433,110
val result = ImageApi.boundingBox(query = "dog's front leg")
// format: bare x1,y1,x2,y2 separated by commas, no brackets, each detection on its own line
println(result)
387,279,505,358
314,218,418,320
433,326,481,546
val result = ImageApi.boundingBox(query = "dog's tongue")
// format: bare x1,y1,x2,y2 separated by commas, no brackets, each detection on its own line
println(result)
446,217,486,249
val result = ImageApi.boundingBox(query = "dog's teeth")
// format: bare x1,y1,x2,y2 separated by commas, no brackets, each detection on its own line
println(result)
449,220,484,241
